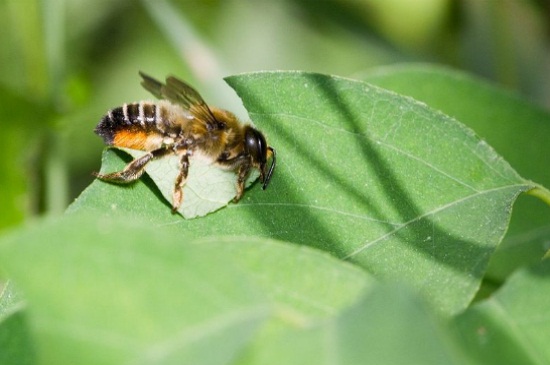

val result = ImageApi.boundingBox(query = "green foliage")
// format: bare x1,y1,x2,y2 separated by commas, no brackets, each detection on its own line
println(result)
455,260,550,364
2,1,550,364
0,282,35,365
0,87,48,229
0,214,370,365
2,69,550,364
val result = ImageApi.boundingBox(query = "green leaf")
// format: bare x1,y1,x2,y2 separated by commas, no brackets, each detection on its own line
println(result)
454,260,550,364
195,236,374,321
0,281,36,365
103,148,258,219
71,71,537,314
0,213,373,365
0,281,24,327
238,284,475,365
0,214,270,365
225,71,535,314
360,63,550,279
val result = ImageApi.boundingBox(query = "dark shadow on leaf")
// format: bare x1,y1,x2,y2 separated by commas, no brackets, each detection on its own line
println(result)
237,73,508,285
235,124,351,257
304,73,496,276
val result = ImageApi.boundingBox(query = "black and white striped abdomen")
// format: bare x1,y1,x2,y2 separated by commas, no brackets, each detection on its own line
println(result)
95,102,160,144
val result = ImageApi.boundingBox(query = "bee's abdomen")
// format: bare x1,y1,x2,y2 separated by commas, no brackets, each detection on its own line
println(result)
95,102,159,145
94,102,168,151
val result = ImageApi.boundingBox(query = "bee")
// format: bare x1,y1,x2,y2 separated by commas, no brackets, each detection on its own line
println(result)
94,72,276,213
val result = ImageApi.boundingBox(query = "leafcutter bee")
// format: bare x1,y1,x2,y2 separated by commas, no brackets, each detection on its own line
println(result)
94,72,276,212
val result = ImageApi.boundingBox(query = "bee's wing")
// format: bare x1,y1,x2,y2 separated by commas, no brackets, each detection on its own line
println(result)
139,72,162,98
139,71,219,129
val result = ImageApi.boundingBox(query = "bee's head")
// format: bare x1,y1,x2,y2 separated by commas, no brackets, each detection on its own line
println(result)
244,126,276,189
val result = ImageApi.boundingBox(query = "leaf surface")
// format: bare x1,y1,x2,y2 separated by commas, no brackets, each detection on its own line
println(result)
196,237,373,322
0,215,270,365
238,284,477,365
225,71,533,314
361,63,550,279
0,214,372,365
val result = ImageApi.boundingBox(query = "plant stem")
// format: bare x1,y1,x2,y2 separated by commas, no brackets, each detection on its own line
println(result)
526,184,550,207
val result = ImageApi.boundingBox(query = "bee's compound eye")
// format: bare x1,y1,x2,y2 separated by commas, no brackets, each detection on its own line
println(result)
244,127,267,165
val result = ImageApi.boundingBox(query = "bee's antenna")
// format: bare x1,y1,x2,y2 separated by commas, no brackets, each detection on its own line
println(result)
262,147,276,190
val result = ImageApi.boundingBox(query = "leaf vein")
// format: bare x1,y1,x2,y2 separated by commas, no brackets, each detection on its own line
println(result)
373,139,480,192
343,184,528,259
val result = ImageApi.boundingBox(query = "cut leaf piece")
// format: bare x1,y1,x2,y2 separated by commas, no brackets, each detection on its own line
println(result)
0,214,270,365
454,260,550,365
97,147,258,219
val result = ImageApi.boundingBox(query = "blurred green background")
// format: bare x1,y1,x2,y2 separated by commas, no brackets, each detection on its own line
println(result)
1,0,549,229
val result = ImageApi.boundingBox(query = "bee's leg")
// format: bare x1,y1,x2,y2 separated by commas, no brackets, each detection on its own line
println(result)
172,152,190,213
234,162,251,202
95,148,170,183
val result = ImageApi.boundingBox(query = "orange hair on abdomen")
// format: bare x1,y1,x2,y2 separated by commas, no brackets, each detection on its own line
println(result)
112,130,149,150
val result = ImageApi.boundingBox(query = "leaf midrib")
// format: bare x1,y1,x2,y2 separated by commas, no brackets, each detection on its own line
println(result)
344,183,529,259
